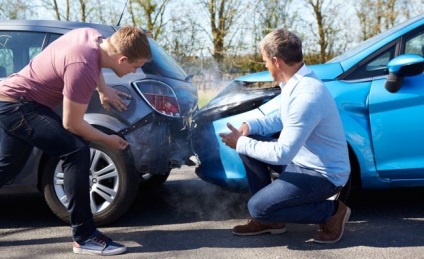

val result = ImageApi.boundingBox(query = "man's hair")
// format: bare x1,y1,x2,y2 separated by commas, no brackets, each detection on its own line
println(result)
260,28,303,65
109,26,152,63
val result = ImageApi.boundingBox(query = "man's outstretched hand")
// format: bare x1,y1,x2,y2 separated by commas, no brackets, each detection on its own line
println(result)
219,122,242,149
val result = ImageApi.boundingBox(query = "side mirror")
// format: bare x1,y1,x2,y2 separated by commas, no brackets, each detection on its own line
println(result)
385,54,424,93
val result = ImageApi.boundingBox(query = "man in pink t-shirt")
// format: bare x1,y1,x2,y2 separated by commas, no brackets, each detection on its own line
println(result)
0,26,152,256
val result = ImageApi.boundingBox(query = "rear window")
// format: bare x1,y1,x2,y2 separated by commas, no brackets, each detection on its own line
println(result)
142,39,187,81
0,31,46,77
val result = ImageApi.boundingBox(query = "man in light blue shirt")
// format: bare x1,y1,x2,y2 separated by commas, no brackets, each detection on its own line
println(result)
219,28,350,243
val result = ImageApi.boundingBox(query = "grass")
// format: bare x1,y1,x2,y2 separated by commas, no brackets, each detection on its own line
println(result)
197,88,219,108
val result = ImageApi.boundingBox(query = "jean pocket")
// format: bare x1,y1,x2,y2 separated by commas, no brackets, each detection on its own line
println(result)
0,108,32,138
0,102,19,117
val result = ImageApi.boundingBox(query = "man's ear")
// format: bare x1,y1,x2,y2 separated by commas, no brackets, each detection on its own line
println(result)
118,55,128,64
272,57,281,67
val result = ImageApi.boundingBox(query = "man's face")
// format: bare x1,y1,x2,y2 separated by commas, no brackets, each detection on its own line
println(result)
261,50,281,82
114,56,147,77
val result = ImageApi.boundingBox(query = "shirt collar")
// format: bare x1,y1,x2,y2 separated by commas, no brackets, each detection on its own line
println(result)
279,63,311,90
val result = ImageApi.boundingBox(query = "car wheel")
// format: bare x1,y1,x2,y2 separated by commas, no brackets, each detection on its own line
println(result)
42,143,139,226
139,170,170,189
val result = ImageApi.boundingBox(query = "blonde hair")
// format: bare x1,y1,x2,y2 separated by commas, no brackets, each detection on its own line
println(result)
109,26,152,63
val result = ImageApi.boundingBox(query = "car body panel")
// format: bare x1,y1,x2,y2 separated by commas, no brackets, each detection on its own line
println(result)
0,147,43,194
306,63,345,80
238,62,345,82
236,71,272,82
324,80,383,188
369,74,424,179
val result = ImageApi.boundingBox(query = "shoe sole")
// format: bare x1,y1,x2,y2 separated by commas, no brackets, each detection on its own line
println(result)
313,207,351,244
73,246,127,255
232,227,287,236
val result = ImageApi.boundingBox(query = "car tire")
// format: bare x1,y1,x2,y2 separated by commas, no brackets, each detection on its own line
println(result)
139,170,170,189
41,143,139,226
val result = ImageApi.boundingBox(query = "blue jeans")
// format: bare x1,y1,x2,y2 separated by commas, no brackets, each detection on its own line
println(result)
0,100,96,242
239,136,341,224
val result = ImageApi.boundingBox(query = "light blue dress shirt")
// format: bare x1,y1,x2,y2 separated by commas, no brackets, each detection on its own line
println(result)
236,64,350,187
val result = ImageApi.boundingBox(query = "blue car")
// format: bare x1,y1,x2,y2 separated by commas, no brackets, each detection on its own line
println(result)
191,14,424,198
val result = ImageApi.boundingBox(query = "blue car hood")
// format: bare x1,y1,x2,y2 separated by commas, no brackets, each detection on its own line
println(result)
236,62,344,82
308,62,344,80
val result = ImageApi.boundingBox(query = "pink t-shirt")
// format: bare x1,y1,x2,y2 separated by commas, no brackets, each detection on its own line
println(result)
0,27,102,109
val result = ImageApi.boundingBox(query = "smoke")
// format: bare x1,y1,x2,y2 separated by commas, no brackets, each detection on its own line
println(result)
163,170,251,221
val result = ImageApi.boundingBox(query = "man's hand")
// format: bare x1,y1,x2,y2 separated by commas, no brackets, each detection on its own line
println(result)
219,122,242,149
98,86,130,112
96,73,130,112
104,134,129,150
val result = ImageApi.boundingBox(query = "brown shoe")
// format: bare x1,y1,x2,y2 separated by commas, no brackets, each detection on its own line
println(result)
314,201,351,244
317,224,327,233
232,218,286,236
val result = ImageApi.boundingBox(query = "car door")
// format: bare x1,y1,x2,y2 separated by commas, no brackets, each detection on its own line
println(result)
368,29,424,184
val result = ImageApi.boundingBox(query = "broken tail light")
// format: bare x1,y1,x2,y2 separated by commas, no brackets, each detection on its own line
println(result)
133,79,180,118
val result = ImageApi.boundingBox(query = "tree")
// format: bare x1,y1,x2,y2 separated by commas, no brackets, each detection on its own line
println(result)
247,0,297,72
302,0,346,63
0,0,34,20
355,0,409,40
91,0,125,25
40,0,70,20
195,0,246,74
79,0,87,21
397,0,424,19
253,0,297,39
128,0,171,41
39,0,123,23
161,13,205,74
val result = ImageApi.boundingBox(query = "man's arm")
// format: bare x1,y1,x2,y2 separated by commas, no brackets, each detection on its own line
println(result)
62,96,128,150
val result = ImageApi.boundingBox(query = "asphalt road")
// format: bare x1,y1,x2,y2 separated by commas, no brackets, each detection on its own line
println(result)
1,166,424,258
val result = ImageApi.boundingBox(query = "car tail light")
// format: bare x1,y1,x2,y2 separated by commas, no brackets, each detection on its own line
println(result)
133,79,180,118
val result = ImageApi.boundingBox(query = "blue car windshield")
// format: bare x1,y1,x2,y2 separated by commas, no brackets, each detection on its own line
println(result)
142,39,188,81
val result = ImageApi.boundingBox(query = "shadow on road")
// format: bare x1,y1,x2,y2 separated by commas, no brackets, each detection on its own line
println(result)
1,176,423,252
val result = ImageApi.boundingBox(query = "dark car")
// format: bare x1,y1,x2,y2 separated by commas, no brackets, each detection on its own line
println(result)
0,20,198,225
191,14,424,201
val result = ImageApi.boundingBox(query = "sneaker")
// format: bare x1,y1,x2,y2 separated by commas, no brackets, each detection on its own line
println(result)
232,218,286,236
314,201,351,244
73,230,127,255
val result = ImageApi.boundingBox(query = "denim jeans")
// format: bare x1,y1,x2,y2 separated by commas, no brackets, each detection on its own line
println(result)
239,136,341,225
0,100,96,242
